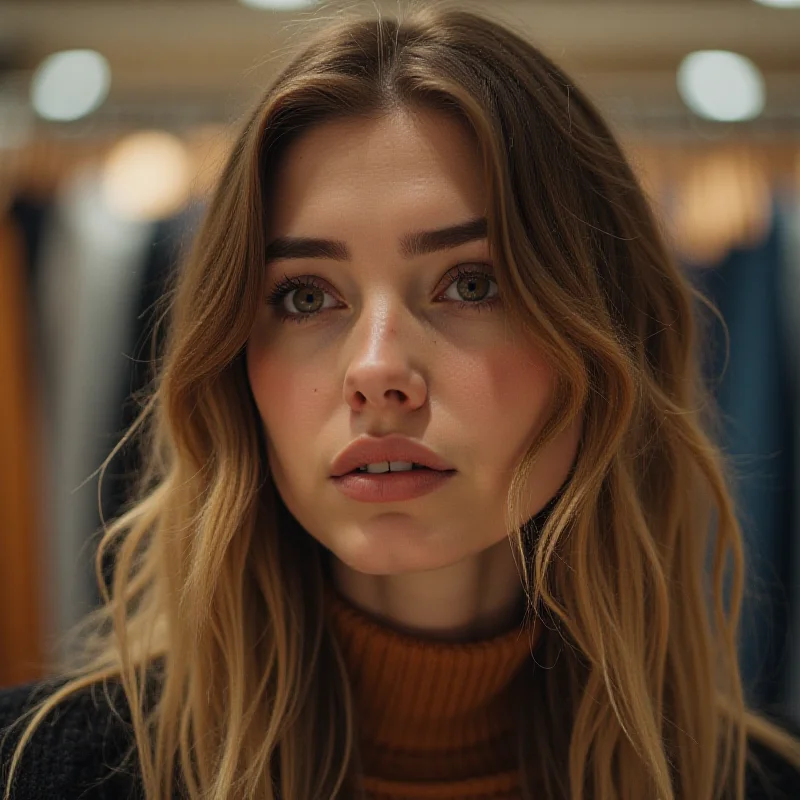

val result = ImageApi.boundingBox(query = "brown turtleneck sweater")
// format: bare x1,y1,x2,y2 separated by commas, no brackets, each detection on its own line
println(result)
324,581,544,799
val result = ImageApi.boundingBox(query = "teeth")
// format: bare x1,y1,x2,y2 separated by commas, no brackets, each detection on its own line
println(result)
356,461,422,473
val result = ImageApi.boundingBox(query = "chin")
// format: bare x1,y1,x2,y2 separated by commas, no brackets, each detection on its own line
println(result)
327,532,471,577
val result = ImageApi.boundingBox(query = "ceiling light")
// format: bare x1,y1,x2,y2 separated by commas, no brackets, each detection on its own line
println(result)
671,150,771,264
102,131,191,222
30,50,110,122
677,50,765,122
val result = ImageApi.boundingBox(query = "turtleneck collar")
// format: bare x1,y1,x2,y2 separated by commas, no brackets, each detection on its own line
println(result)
323,578,544,796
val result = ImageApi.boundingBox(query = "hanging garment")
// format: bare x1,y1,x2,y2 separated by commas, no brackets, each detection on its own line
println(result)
777,191,800,726
8,192,58,424
685,210,797,711
97,201,205,603
0,214,45,686
8,193,51,308
36,164,156,652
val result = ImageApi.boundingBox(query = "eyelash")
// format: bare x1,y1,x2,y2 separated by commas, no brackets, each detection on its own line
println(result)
265,264,500,325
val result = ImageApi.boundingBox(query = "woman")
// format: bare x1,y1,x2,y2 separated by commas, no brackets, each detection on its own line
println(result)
2,5,800,799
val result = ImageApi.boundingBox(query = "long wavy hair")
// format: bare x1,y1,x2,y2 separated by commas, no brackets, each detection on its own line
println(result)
5,4,800,799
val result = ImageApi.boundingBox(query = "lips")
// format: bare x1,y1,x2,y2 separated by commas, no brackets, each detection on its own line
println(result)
330,434,455,478
331,465,456,503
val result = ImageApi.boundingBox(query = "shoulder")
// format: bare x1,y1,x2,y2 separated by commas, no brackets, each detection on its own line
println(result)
0,678,142,800
743,713,800,800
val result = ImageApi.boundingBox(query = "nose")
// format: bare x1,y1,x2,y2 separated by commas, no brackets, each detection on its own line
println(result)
342,300,427,414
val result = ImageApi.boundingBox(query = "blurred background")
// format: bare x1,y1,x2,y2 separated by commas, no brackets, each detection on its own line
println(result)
2,0,800,722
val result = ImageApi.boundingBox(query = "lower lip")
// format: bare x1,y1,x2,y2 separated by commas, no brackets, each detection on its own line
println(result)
330,469,456,503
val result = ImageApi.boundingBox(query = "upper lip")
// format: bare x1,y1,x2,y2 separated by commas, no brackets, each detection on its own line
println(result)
330,434,456,477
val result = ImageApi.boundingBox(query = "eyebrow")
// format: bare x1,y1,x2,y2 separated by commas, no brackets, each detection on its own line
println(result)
264,216,488,266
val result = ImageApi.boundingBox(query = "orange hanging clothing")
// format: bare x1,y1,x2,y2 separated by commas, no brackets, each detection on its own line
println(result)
324,581,544,800
0,215,44,687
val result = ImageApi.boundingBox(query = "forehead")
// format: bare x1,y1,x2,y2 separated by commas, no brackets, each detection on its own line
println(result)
268,109,487,236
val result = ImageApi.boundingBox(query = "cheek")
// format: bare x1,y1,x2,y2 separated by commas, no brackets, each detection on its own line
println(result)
245,339,323,433
246,340,335,498
462,343,553,442
246,342,297,432
465,341,566,513
474,342,580,518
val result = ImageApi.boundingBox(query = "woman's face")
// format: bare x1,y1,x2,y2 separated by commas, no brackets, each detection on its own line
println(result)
246,108,582,575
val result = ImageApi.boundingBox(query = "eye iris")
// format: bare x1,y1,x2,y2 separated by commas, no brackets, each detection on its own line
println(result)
458,275,490,301
294,287,323,313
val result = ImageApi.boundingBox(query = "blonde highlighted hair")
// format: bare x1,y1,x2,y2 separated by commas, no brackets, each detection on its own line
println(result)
5,3,800,798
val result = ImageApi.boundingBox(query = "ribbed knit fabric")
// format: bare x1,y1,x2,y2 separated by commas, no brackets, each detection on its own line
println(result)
323,581,544,799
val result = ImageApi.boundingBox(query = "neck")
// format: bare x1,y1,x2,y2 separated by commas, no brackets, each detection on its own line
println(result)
329,536,525,641
322,574,544,793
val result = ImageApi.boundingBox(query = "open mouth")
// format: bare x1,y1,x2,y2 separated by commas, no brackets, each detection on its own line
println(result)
331,464,457,502
352,463,435,474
